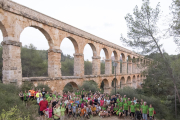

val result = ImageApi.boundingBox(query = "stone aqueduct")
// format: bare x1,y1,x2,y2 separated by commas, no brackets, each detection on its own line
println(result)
0,0,151,93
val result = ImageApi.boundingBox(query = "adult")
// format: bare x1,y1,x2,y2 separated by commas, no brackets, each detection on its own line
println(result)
148,104,154,120
29,88,35,100
141,102,149,120
19,91,23,101
86,105,92,119
41,88,46,98
53,103,60,120
130,102,135,119
60,103,66,120
23,90,29,106
94,97,98,105
36,90,42,99
123,100,128,117
39,97,48,120
44,103,52,119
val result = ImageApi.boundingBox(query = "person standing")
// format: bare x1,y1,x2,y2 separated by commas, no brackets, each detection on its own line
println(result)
141,102,149,120
148,104,154,120
60,103,66,120
54,104,60,120
23,90,29,106
130,102,135,119
123,100,128,117
29,88,35,100
41,88,47,98
19,91,23,101
39,97,48,120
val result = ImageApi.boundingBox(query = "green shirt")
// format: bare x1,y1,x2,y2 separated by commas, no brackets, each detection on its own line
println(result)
116,109,123,115
45,94,49,99
123,98,127,103
123,103,128,110
135,103,140,110
117,98,120,103
60,107,66,116
113,107,118,111
130,105,135,112
128,101,131,106
102,107,106,110
47,96,52,103
52,94,56,98
149,107,154,116
57,95,61,99
54,107,60,119
141,105,149,114
118,102,123,108
23,93,28,100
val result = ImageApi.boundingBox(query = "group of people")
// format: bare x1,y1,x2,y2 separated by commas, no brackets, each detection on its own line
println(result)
19,88,155,120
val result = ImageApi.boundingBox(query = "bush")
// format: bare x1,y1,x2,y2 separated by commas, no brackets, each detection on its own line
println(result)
79,80,100,93
0,83,38,120
21,81,34,92
35,83,51,92
111,87,172,119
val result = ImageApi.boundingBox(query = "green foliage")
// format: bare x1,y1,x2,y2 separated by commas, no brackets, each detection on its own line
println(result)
61,54,74,76
0,106,30,120
21,82,34,92
79,81,99,93
100,62,105,74
0,83,38,120
111,87,172,119
63,83,74,93
21,44,48,77
35,83,51,92
84,60,92,75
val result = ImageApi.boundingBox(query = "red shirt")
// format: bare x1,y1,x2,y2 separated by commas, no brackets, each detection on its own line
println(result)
39,100,48,111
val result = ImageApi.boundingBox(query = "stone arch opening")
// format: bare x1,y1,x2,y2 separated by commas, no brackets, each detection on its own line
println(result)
120,53,125,73
63,81,78,93
111,78,118,88
132,75,136,88
20,27,50,77
100,48,109,74
111,51,118,74
83,43,97,75
120,77,125,89
126,76,131,86
137,75,140,88
60,37,79,76
100,79,109,93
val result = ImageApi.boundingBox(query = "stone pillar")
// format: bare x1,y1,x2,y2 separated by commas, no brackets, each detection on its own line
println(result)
105,59,112,75
128,62,132,74
115,60,120,75
92,56,101,75
48,49,61,78
74,53,84,76
1,40,22,85
122,62,127,74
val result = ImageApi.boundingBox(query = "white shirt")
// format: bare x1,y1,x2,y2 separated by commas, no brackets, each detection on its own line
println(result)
37,97,43,104
106,100,111,105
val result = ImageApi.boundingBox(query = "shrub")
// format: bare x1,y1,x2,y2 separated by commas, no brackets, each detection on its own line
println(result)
35,83,51,92
0,83,38,120
21,81,34,92
79,80,100,93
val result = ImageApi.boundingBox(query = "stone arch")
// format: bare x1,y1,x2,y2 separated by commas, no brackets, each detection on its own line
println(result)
0,21,8,38
111,78,118,87
100,48,109,59
61,36,79,53
19,25,54,49
83,43,97,56
120,77,125,88
132,56,136,63
63,81,79,92
101,79,109,88
120,53,126,62
126,76,131,86
127,55,132,62
111,50,118,61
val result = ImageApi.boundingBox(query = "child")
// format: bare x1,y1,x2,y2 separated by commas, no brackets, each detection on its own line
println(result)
72,103,77,118
113,104,118,115
117,107,123,118
77,104,81,118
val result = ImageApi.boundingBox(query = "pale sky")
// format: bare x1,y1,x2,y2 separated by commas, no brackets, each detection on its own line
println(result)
0,0,177,61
